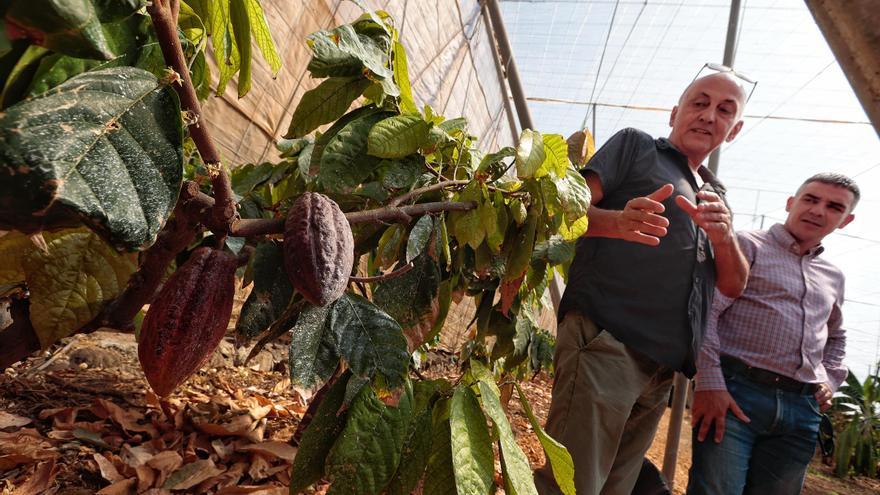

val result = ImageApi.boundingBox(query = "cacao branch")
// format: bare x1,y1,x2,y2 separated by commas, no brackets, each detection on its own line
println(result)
388,180,469,207
349,262,414,283
147,0,236,234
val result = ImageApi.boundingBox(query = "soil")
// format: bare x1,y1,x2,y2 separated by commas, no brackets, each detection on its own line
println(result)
2,332,879,494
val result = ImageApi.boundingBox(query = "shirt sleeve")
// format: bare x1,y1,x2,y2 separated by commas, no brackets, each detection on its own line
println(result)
822,282,848,393
695,231,756,392
581,128,643,198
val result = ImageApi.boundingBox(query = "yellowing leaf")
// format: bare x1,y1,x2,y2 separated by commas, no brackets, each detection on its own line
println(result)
0,231,31,284
24,229,136,348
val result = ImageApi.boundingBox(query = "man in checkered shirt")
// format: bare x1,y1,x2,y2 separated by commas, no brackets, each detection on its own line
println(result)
688,173,860,495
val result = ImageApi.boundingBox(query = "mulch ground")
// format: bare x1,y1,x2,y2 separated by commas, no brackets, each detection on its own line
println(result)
2,332,878,494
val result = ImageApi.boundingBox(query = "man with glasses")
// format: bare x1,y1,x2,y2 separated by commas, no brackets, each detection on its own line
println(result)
534,66,752,495
688,173,859,495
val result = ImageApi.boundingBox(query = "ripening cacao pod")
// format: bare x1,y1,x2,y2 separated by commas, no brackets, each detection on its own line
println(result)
283,192,354,306
138,247,237,397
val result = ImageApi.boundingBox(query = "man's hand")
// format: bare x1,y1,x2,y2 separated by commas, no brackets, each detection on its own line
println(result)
614,184,673,246
815,382,833,412
692,389,751,443
675,191,734,246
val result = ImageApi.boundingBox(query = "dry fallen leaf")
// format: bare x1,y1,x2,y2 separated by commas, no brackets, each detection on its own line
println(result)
11,458,57,495
146,450,183,487
236,441,297,462
95,477,137,495
93,453,125,483
0,411,32,429
215,485,287,495
162,459,224,490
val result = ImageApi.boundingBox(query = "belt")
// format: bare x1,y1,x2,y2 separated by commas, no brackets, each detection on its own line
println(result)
720,356,818,395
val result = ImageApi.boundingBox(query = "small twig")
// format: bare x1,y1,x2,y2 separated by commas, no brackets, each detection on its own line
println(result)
24,335,81,376
354,281,369,298
349,262,414,283
244,299,306,365
388,180,469,207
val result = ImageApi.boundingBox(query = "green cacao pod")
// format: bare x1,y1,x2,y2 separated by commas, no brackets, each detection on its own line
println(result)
138,247,237,397
283,192,354,306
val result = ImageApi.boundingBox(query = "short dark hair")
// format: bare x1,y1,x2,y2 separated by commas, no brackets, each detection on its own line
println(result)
798,172,860,210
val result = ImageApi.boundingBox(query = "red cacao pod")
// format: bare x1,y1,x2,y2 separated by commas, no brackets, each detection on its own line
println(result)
283,192,354,306
138,247,237,397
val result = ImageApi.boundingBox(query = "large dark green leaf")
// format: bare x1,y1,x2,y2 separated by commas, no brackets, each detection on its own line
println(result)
450,386,494,495
373,254,440,352
289,304,339,392
285,77,370,139
316,110,389,193
424,398,456,495
4,0,142,60
325,383,414,495
236,241,294,342
405,215,434,264
0,67,184,251
330,293,409,388
289,372,352,494
477,382,537,495
307,25,390,79
386,380,444,495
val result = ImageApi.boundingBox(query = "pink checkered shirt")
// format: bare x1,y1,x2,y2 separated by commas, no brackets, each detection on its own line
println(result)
695,223,848,393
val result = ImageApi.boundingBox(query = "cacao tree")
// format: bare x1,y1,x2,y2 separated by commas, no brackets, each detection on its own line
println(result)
0,1,590,494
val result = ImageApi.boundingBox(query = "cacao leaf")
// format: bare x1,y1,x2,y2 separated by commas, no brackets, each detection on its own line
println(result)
367,114,430,159
0,46,50,108
542,134,570,178
504,209,538,282
23,228,136,348
236,241,294,342
477,381,537,495
325,382,413,495
386,380,443,495
392,40,417,114
558,166,591,223
515,129,545,179
289,372,352,494
375,224,404,270
0,67,184,251
450,386,494,495
330,293,409,389
229,0,251,98
453,209,484,250
405,214,433,264
244,0,280,75
468,359,501,398
373,254,440,352
288,304,339,392
424,398,456,495
307,25,390,79
381,155,426,191
503,317,533,371
532,235,576,265
0,231,32,284
317,110,389,193
4,0,130,60
516,383,575,495
476,146,515,181
428,278,453,341
285,76,371,139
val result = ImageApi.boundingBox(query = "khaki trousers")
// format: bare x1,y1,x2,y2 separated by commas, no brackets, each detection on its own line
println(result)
534,312,674,495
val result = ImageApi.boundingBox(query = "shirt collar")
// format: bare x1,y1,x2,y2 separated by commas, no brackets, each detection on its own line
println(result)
769,223,825,257
655,138,727,196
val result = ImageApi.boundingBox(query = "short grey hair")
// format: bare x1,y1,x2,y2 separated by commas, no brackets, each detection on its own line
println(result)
798,172,861,210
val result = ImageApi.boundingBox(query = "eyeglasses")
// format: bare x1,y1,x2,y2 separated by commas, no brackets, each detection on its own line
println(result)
692,62,758,102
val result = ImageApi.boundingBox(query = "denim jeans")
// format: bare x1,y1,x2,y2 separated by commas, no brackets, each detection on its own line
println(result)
687,368,822,495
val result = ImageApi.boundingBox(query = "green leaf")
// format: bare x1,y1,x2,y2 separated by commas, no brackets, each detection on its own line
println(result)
405,215,434,263
541,134,570,178
288,304,338,392
381,155,425,191
516,383,575,495
326,383,414,495
307,25,390,79
516,130,545,179
424,398,456,495
504,209,538,282
0,67,184,251
392,40,418,114
450,386,494,495
375,224,405,269
229,0,251,98
24,228,136,348
373,254,441,352
236,242,294,341
477,382,537,495
532,235,576,265
468,359,501,398
244,0,281,75
558,166,591,223
386,381,440,495
331,293,409,388
290,373,352,494
367,114,430,159
5,0,122,60
453,210,484,251
476,146,515,181
1,46,50,108
317,110,389,193
286,77,370,139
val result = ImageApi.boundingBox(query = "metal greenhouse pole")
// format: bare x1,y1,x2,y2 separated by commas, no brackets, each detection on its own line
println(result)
662,0,744,489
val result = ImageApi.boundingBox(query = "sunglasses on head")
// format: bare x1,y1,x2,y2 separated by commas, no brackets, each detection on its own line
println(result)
692,62,758,102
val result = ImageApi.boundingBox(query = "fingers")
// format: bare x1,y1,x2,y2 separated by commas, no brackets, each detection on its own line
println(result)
697,414,714,443
820,401,832,413
647,183,675,202
674,195,698,216
713,415,726,443
729,400,751,424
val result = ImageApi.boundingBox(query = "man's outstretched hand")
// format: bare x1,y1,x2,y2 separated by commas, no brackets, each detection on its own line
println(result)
615,183,673,246
675,191,734,246
692,389,751,443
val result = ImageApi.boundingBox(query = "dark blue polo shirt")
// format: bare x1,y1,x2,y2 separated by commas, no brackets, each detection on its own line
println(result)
559,128,727,377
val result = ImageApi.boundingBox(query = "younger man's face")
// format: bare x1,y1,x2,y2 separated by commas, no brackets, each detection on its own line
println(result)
784,181,856,248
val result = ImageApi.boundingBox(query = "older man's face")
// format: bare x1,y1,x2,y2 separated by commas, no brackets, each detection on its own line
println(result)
668,74,746,165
